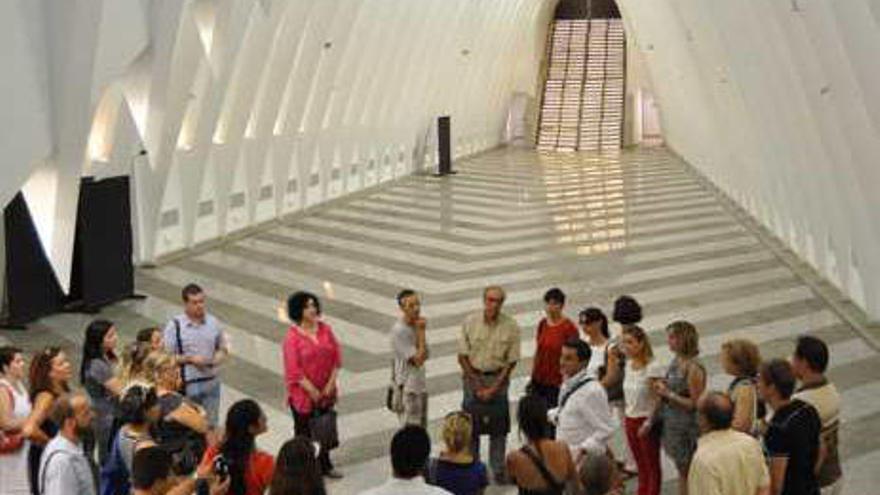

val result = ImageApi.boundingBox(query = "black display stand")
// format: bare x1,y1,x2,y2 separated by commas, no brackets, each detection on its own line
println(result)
1,176,141,329
67,176,139,313
435,116,457,177
1,193,66,328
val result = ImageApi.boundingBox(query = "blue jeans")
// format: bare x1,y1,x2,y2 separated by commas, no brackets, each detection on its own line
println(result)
186,378,221,426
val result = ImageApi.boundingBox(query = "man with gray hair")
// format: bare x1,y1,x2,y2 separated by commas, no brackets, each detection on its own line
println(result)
458,285,521,484
38,393,97,495
688,392,769,495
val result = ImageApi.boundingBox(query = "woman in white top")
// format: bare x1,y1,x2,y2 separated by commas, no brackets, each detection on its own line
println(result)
0,346,33,494
621,325,664,495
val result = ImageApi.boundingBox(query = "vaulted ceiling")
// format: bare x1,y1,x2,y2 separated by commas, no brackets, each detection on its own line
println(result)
2,0,879,320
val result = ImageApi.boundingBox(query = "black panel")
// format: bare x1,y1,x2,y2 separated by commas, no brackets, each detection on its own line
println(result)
437,116,453,175
3,193,66,325
68,176,135,310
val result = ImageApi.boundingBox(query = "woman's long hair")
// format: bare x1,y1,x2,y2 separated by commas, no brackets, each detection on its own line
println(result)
29,346,70,401
518,394,552,442
119,342,152,385
221,400,263,495
80,319,117,384
269,437,326,495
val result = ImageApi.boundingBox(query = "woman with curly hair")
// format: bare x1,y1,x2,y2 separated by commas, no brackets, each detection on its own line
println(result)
282,291,342,478
720,339,764,435
26,347,72,495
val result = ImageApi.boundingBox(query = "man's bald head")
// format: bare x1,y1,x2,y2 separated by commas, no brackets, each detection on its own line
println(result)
698,391,734,432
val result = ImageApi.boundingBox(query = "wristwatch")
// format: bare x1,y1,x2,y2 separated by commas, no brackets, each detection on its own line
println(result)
195,477,210,495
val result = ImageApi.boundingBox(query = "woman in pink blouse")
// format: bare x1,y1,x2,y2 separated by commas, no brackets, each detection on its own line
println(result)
282,291,343,479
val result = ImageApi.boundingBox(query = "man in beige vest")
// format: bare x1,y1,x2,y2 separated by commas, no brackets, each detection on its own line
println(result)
458,285,521,484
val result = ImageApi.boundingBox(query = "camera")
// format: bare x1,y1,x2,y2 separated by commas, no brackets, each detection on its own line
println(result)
212,455,230,480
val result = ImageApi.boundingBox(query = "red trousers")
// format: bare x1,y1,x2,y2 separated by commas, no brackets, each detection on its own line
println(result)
625,416,662,495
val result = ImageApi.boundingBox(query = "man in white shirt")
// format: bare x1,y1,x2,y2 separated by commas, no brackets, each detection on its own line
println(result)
550,338,614,464
359,425,451,495
38,393,97,495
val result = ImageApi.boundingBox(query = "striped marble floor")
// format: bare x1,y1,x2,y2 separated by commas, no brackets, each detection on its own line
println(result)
3,147,880,494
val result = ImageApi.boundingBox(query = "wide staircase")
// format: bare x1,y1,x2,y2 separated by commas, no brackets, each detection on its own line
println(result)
537,18,625,152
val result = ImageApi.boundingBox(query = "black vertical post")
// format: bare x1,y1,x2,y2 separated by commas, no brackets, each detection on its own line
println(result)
436,116,456,176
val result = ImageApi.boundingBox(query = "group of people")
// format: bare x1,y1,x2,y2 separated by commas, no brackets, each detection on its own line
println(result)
385,286,843,495
0,280,845,495
0,284,338,495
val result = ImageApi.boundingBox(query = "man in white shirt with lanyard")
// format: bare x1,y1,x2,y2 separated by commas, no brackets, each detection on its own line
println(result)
549,338,614,464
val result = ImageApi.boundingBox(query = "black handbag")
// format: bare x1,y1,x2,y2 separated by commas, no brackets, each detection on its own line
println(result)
309,408,339,450
386,384,403,413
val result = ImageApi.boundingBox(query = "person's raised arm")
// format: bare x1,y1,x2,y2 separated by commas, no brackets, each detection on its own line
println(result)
22,392,53,444
601,345,622,390
166,401,209,434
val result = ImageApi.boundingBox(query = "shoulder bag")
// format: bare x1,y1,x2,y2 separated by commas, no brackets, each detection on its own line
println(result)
0,383,25,453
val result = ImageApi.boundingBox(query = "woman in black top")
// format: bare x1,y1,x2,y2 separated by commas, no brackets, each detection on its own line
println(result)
506,395,575,495
145,352,208,476
425,411,488,495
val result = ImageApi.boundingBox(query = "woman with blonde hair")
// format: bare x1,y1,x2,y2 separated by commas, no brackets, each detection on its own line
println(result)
621,326,664,495
144,352,209,435
654,321,705,495
119,341,153,386
720,339,764,435
146,351,209,476
425,411,489,495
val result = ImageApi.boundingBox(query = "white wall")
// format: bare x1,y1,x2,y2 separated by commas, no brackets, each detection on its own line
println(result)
0,0,556,293
617,0,880,320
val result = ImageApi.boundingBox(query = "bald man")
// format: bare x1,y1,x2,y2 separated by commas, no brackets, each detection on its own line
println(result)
38,393,97,495
688,392,769,495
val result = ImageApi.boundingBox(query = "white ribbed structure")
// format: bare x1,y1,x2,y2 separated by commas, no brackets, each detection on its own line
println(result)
3,0,880,321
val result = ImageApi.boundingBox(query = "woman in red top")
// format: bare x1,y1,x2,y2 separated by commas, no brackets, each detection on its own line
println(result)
200,399,274,495
528,288,579,409
282,291,343,478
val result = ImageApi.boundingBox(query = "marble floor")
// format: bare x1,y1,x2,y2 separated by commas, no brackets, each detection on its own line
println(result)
3,147,880,494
